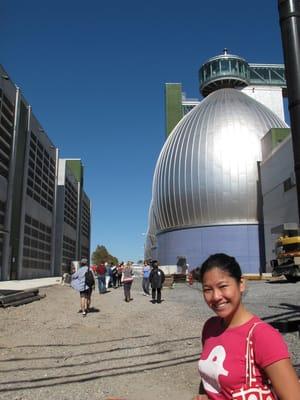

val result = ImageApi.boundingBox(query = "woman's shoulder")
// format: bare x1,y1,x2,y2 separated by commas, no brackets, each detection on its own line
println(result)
203,316,222,331
202,317,223,342
251,318,289,366
251,317,286,341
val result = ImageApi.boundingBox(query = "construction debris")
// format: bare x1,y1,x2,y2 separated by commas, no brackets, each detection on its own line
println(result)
163,274,174,288
0,289,46,308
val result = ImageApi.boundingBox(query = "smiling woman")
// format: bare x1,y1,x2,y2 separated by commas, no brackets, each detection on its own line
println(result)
200,254,247,327
194,253,300,400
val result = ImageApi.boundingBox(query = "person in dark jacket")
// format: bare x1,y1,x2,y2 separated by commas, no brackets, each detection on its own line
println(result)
111,264,118,288
149,260,165,303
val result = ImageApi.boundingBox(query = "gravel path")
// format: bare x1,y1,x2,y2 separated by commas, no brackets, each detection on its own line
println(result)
0,277,299,400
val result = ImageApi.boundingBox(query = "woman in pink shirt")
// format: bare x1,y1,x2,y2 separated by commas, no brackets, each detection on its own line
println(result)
194,253,300,400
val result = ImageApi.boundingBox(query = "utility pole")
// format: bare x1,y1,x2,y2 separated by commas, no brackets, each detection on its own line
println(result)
278,0,300,222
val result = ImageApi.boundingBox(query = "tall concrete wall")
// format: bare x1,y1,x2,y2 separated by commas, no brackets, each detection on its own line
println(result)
260,135,299,268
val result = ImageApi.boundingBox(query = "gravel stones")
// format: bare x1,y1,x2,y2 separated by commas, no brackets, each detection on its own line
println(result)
0,278,299,399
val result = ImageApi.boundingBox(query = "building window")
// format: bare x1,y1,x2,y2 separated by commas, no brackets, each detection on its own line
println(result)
283,177,296,192
23,214,52,270
26,132,56,212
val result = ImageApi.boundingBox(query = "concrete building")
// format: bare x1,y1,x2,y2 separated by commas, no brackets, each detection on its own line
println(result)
0,69,58,280
0,66,18,279
0,65,91,281
80,190,91,262
55,159,80,275
165,83,200,138
55,159,91,274
260,129,298,266
146,50,290,273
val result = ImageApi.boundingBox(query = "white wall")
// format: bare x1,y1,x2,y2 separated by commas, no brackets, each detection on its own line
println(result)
242,86,285,121
260,136,299,267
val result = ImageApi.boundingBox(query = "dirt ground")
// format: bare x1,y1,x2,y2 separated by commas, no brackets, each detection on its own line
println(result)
0,277,299,400
0,278,205,400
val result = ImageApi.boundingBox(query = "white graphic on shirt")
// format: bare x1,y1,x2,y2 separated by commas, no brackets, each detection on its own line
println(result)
198,345,229,393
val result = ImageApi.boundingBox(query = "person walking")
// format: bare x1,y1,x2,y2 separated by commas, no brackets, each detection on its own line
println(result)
96,263,106,293
111,264,118,288
105,262,111,290
122,262,134,302
71,258,94,317
194,253,300,400
149,260,165,303
142,260,151,296
117,262,124,287
108,262,114,288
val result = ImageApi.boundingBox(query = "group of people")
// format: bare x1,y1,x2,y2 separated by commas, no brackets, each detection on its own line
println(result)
70,258,167,313
71,260,131,306
94,262,123,293
70,254,300,398
94,261,136,302
93,259,166,304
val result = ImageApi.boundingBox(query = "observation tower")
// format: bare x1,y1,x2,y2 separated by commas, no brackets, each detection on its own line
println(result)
199,48,250,96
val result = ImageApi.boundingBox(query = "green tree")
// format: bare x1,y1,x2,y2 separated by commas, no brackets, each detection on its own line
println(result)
91,245,118,265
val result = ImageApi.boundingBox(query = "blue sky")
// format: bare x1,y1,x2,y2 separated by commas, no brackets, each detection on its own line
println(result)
1,1,285,263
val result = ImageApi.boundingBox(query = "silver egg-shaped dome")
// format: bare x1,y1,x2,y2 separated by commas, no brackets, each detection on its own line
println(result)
151,88,288,232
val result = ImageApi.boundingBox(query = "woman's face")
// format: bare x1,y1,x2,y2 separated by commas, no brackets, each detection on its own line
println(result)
202,267,245,322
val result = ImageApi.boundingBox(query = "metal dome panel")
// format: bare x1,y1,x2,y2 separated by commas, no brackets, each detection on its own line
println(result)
151,89,287,233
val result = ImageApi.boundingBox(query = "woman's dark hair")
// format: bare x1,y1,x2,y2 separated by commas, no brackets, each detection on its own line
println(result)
199,253,242,283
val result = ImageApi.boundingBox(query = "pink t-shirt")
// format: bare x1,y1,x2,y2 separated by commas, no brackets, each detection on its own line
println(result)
198,315,289,399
